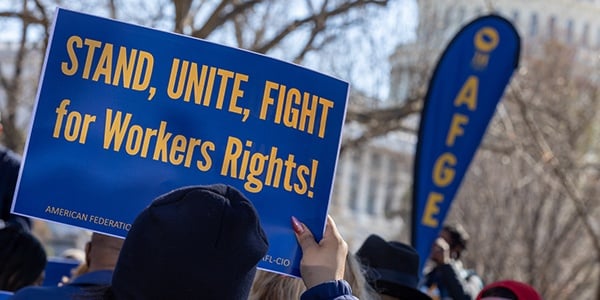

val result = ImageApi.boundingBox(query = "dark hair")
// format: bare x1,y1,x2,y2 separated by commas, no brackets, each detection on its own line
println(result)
443,224,469,250
480,286,518,299
0,224,47,291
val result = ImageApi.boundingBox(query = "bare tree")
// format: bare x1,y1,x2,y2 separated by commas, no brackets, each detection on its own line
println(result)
0,0,49,150
0,0,390,153
449,39,600,299
371,2,600,297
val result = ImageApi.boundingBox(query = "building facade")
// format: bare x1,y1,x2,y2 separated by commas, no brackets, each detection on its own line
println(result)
331,0,600,251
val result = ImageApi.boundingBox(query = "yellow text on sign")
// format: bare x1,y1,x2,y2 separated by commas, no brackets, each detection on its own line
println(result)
421,25,502,228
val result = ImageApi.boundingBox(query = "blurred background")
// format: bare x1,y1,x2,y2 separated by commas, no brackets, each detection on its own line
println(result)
1,0,599,298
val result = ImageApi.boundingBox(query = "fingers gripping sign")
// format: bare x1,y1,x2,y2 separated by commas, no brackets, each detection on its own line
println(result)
291,215,348,289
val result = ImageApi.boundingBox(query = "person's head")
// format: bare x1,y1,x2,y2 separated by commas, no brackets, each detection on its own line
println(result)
249,270,305,300
249,253,378,300
111,184,269,299
85,233,124,272
356,234,432,300
60,247,87,282
61,247,86,264
344,253,380,299
0,222,47,291
476,280,542,300
440,223,469,259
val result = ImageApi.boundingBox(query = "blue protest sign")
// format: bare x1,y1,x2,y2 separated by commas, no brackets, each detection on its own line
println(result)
0,291,12,299
12,8,348,277
411,15,520,269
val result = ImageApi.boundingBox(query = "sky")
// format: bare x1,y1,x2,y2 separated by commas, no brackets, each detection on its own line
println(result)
0,0,418,246
339,0,418,100
0,0,418,100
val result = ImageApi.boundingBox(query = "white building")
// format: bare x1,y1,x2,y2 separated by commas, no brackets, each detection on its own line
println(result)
331,0,600,251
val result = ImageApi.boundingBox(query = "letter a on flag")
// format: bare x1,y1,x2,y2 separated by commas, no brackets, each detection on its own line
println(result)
411,15,520,270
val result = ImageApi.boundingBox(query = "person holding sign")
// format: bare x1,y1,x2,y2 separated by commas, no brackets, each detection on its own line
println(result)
250,252,378,299
292,215,359,300
107,184,356,300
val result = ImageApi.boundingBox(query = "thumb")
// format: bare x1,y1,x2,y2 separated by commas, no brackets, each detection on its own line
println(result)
292,216,317,251
322,215,342,242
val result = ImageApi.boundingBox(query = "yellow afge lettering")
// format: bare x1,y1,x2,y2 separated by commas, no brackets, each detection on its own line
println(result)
432,153,456,187
445,76,479,147
421,75,481,228
446,114,468,147
472,27,499,69
422,192,443,227
474,27,499,52
454,76,478,110
420,27,497,229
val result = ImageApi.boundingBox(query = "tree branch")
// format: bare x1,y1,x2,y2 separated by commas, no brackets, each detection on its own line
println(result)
253,0,387,54
191,0,261,39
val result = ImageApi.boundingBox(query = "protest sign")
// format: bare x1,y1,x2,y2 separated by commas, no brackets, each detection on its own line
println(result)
411,15,520,269
12,8,349,277
0,291,12,299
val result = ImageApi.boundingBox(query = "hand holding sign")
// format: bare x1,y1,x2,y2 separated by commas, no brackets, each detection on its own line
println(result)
12,8,348,277
293,215,348,289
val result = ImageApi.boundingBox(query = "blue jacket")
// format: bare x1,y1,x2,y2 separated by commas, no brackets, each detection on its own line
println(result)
10,270,112,300
0,291,13,300
301,280,359,300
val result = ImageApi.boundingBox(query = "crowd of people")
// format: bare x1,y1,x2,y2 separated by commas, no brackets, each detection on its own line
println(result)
1,167,543,299
1,185,543,299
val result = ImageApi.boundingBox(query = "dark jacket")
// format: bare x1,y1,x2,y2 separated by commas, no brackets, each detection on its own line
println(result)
0,146,29,230
301,280,359,300
421,261,483,300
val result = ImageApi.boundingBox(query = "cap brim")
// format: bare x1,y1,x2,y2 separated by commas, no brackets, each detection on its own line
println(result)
376,280,432,300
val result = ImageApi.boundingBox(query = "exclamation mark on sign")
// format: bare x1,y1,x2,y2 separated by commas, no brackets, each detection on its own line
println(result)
307,159,318,198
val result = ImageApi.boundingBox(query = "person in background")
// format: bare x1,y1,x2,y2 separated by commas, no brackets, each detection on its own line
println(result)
420,224,483,300
344,253,381,299
108,184,357,300
355,234,432,300
59,247,88,284
61,247,86,265
0,222,46,292
476,280,542,300
10,233,124,299
0,144,30,231
249,270,306,300
249,252,379,299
